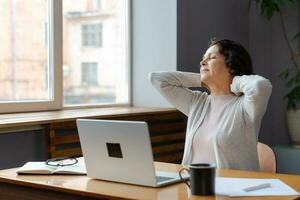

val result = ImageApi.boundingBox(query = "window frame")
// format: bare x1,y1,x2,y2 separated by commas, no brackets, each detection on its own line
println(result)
0,0,131,113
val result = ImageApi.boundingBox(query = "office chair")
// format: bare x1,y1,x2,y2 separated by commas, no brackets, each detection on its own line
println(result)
257,142,276,173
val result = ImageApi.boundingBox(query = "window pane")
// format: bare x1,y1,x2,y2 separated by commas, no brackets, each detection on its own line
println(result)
81,24,102,47
63,0,128,105
0,0,51,101
81,62,98,85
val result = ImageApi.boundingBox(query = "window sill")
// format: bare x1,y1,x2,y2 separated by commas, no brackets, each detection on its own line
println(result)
0,106,177,129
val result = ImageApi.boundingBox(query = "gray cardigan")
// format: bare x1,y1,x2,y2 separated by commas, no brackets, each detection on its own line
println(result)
149,71,272,171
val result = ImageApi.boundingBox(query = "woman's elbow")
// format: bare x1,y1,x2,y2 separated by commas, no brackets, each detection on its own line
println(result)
148,72,160,85
256,78,272,95
148,72,169,89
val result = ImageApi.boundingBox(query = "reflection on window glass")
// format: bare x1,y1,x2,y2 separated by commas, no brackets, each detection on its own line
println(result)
0,0,50,101
63,0,128,105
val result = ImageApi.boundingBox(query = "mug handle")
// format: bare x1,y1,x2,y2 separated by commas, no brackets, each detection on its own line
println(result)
179,167,190,188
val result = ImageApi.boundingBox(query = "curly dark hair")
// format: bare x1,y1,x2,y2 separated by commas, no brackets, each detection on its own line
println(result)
209,39,253,76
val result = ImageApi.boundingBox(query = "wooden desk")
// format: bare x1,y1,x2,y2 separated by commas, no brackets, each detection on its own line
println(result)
0,161,300,200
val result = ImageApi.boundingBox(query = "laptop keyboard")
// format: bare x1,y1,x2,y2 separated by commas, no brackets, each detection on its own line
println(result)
156,176,175,183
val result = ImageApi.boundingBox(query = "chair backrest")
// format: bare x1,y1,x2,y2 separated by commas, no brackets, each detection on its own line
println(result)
257,142,276,173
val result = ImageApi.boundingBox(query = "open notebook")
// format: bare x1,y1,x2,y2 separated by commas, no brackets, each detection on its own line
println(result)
17,161,86,175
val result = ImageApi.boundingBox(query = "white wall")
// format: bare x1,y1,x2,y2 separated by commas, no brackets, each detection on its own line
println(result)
131,0,177,107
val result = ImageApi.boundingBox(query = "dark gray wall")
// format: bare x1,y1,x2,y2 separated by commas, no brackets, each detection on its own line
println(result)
177,0,299,145
177,0,249,71
0,130,47,169
248,4,299,145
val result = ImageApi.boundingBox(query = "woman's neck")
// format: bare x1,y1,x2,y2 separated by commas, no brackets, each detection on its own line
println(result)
209,84,232,96
206,76,234,96
210,90,232,96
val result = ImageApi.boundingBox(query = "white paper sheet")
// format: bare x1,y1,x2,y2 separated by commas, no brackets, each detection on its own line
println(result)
216,177,300,197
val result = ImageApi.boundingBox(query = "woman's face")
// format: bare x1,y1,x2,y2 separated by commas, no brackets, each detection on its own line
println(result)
200,44,233,87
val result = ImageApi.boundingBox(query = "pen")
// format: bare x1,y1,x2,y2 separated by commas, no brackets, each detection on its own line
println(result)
243,183,271,192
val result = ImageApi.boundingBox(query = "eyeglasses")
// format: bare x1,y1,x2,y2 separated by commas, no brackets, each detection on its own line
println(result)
46,157,78,167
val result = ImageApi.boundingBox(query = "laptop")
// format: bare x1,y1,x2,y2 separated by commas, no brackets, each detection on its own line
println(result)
76,119,188,187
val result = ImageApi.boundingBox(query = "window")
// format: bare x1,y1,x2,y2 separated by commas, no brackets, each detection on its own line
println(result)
0,0,62,113
81,62,98,85
63,0,129,106
95,0,102,10
82,24,102,47
0,0,130,113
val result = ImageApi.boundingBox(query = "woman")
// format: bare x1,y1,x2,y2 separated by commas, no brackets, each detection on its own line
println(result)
149,39,272,171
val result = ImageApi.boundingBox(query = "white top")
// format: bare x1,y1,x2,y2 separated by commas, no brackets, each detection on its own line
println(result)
149,71,272,171
191,95,237,164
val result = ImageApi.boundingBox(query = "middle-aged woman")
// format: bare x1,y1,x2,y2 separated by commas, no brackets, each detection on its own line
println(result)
149,39,272,171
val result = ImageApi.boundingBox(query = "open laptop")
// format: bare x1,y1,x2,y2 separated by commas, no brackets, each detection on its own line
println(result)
76,119,188,187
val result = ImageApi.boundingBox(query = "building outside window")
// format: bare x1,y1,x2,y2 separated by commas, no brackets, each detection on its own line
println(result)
0,0,49,101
